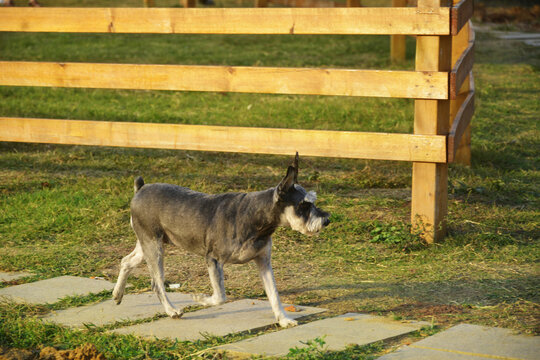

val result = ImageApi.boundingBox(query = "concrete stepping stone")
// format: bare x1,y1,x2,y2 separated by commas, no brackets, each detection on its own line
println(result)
217,313,427,357
112,299,326,341
0,271,34,282
376,323,540,360
43,292,196,328
0,275,115,304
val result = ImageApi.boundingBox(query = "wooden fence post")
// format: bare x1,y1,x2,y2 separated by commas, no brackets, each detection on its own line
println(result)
412,0,451,243
183,0,196,7
390,0,407,62
450,17,472,165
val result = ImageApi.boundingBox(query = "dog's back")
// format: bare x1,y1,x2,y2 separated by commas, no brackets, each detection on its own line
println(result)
130,179,273,258
131,180,214,254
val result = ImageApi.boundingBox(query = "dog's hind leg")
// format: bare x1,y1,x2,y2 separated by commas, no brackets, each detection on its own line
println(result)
192,257,226,306
113,240,144,305
139,233,183,319
255,241,298,328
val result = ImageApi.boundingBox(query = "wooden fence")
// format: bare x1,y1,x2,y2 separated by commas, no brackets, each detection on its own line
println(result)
0,0,475,242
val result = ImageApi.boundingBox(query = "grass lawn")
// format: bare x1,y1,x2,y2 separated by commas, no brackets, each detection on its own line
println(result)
0,1,539,359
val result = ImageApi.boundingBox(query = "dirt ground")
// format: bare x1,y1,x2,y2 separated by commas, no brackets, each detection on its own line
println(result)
0,344,105,360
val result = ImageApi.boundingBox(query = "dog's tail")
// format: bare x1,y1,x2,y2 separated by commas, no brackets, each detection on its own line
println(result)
134,176,145,194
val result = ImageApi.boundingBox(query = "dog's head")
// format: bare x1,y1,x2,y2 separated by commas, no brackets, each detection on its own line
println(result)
274,153,330,236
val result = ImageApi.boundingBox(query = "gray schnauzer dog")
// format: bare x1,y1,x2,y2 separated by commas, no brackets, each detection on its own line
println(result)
112,153,330,327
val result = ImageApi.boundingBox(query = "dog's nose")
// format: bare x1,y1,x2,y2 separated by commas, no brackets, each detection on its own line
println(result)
323,218,331,227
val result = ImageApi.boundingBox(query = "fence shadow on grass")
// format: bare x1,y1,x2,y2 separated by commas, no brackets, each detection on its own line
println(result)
283,275,539,308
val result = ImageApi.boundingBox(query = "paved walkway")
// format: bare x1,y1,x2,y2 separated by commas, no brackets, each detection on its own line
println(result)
44,292,196,328
1,272,538,359
0,275,115,304
217,313,427,358
0,271,34,282
112,298,326,341
376,323,539,360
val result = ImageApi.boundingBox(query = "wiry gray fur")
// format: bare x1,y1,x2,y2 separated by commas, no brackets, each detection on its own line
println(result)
112,153,330,327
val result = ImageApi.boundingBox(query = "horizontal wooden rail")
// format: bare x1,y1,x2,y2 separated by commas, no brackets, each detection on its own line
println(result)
451,0,473,36
268,0,343,7
0,61,449,99
448,74,475,163
450,23,475,99
0,117,448,163
0,7,451,35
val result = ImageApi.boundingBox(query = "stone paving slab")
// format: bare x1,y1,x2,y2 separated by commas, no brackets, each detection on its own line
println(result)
217,313,428,358
43,292,196,328
0,271,34,282
0,276,115,304
376,323,540,360
112,299,326,341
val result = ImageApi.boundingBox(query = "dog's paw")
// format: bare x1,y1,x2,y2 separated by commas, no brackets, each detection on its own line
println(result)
191,293,209,305
112,289,123,305
167,309,184,319
192,293,225,306
278,317,298,328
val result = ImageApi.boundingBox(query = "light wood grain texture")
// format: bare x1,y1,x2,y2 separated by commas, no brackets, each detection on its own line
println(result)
390,0,408,63
390,34,407,63
449,24,474,100
0,61,449,99
451,0,473,36
450,20,473,165
448,75,474,163
268,0,341,7
411,0,452,243
417,0,440,12
0,7,451,35
0,118,447,163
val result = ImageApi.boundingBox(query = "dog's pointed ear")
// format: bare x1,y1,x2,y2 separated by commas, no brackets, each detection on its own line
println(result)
275,165,297,202
292,152,299,183
274,153,299,202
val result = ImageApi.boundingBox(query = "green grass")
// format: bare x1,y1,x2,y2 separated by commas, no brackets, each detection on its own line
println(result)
1,2,539,359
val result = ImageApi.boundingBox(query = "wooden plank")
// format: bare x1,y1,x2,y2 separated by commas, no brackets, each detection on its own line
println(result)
182,0,196,7
0,7,451,35
449,24,474,99
451,0,473,36
268,0,340,7
417,0,440,13
450,19,473,165
0,61,449,99
0,118,447,163
449,41,473,100
448,77,474,163
412,0,452,243
390,0,408,63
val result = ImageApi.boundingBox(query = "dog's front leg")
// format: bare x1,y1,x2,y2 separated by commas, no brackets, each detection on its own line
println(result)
192,256,227,306
255,242,298,328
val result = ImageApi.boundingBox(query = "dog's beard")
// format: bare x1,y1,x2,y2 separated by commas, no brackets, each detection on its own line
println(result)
305,208,327,235
282,207,323,236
